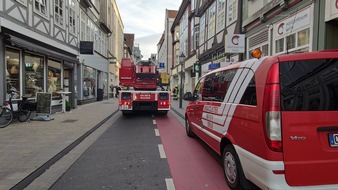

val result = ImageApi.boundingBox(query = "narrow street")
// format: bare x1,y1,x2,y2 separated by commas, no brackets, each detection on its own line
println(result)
49,111,228,190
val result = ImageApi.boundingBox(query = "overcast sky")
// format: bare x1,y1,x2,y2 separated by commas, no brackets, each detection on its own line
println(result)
115,0,181,60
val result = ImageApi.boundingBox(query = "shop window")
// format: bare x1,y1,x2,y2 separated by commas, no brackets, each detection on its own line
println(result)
297,28,310,47
102,72,108,97
6,48,21,99
261,44,269,56
286,33,296,50
24,53,44,98
83,66,96,99
275,38,284,53
48,59,62,98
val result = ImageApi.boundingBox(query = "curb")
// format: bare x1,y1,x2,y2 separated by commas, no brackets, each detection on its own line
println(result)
10,109,119,190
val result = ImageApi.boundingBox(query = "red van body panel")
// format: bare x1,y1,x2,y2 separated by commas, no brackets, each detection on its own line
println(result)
185,50,338,189
282,111,338,186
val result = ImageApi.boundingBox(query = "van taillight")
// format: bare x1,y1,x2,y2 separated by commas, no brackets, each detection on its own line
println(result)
263,63,282,152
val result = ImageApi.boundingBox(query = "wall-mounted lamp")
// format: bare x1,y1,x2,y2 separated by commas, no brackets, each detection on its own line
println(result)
280,1,289,11
109,57,116,64
260,15,267,23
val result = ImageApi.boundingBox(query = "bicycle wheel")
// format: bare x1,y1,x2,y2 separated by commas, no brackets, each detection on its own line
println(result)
0,107,14,128
18,110,32,122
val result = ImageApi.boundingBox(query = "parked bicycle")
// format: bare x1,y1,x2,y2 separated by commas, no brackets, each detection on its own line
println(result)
0,90,34,128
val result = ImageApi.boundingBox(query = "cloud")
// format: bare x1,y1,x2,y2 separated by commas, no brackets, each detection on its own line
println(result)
116,0,181,59
135,33,162,59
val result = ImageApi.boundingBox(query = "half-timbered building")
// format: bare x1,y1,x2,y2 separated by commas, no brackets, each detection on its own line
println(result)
0,0,80,109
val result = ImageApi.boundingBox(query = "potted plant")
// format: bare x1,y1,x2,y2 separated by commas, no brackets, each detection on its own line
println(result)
65,100,72,111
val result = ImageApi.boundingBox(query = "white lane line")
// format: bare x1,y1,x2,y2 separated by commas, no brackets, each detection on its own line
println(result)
155,129,160,136
153,120,157,125
158,144,166,158
165,178,176,190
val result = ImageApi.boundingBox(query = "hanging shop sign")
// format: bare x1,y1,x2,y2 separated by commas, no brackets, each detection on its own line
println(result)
225,34,245,53
80,41,94,54
325,0,338,22
275,8,310,38
160,73,170,84
159,62,165,68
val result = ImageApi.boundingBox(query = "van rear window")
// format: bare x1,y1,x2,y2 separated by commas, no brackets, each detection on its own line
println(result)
280,59,338,111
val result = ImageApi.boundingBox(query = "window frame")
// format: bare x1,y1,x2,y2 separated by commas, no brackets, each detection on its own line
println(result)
226,0,238,26
54,0,65,27
68,0,76,34
208,2,216,39
34,0,48,18
216,0,226,33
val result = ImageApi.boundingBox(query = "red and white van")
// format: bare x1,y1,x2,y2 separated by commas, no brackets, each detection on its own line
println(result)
184,50,338,190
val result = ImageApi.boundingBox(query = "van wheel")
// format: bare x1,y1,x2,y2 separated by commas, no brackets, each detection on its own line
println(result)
185,116,194,137
223,145,254,190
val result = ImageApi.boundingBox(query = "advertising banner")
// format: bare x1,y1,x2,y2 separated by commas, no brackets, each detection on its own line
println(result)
274,8,310,38
225,34,245,53
325,0,338,22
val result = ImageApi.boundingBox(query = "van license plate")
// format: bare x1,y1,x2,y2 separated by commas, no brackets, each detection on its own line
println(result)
121,105,128,110
329,134,338,147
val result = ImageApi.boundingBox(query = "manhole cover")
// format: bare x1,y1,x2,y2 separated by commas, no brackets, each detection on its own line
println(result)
62,119,78,123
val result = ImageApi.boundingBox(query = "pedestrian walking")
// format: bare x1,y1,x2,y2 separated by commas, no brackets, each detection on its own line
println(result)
112,86,116,98
116,86,121,98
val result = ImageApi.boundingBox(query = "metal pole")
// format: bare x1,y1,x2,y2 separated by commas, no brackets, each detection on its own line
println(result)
179,65,183,108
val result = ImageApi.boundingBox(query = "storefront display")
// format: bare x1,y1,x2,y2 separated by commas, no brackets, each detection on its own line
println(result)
24,53,44,98
47,59,62,99
102,72,108,97
5,48,20,99
83,66,96,99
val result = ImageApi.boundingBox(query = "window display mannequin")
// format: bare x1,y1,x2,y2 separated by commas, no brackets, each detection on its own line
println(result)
48,70,58,93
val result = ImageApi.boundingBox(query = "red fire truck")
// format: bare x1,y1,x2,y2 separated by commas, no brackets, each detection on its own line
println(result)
118,58,171,115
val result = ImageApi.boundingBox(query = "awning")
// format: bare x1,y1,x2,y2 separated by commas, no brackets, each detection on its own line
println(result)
6,34,79,63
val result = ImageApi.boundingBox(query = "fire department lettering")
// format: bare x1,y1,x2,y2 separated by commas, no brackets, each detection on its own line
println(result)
206,114,213,121
140,94,150,99
203,105,218,113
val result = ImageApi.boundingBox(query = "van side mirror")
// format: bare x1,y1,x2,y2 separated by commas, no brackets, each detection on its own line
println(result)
184,92,195,101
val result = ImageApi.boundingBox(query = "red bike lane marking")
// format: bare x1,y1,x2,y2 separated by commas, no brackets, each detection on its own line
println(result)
156,113,229,190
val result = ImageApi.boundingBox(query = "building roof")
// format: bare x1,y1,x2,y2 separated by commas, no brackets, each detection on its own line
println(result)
124,33,134,50
157,32,165,46
167,9,178,18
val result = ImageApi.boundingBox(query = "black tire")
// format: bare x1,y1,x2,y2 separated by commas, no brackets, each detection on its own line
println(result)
185,116,194,137
0,108,14,128
222,145,255,190
122,111,130,116
18,110,31,122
